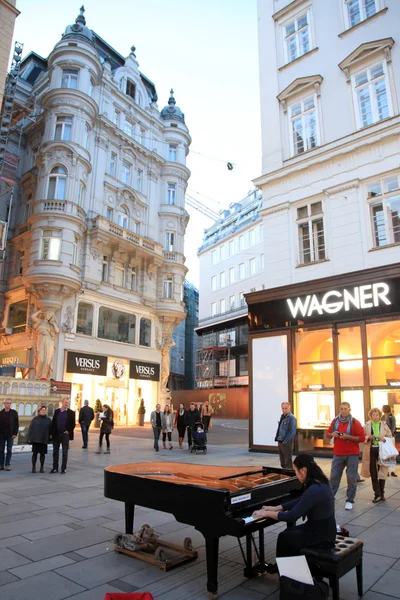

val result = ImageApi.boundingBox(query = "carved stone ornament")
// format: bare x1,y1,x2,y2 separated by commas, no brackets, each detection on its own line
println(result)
61,305,74,333
32,309,60,380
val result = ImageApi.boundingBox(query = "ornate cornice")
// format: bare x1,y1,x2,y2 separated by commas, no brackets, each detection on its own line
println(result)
324,179,360,196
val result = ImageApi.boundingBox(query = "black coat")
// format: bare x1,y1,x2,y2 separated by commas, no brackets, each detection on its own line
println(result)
0,408,19,437
100,408,114,434
79,405,95,427
184,409,200,429
51,408,76,440
28,415,52,444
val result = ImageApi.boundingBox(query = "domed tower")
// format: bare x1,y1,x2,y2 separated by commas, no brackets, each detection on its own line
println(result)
23,6,102,312
157,89,191,342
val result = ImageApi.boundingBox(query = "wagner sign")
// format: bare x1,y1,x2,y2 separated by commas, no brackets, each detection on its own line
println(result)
66,352,108,376
129,360,160,381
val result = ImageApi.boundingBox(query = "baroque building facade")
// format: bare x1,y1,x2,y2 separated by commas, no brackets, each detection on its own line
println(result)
0,7,191,424
0,0,19,105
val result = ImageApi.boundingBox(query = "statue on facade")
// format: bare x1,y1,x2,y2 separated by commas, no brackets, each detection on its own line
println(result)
32,309,59,379
160,336,175,398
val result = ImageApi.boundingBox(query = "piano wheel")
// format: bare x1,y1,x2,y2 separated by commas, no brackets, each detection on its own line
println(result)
155,547,168,563
183,537,193,552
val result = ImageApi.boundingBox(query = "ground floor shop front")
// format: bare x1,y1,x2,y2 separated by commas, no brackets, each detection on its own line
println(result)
247,264,400,455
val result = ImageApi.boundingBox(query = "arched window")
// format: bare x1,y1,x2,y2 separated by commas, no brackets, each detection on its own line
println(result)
139,318,151,347
47,166,67,200
47,403,54,417
18,403,24,416
118,205,128,228
25,403,32,416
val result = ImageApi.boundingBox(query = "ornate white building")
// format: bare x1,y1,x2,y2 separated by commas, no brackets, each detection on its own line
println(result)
0,7,191,424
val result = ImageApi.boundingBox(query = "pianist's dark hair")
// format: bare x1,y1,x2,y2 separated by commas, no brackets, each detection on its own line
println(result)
293,453,329,486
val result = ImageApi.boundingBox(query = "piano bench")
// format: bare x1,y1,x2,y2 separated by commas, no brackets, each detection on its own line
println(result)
302,536,363,600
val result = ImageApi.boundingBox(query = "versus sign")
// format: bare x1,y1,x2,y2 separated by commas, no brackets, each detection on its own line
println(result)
66,352,108,376
129,360,160,381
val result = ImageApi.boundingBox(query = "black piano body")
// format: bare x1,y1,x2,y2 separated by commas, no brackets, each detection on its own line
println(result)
104,462,302,595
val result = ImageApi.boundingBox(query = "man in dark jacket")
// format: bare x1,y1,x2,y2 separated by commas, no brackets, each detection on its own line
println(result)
0,399,19,471
78,400,94,449
184,402,200,449
275,401,297,470
50,397,75,474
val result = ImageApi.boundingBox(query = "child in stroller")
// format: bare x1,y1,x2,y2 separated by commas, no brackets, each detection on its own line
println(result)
190,422,207,454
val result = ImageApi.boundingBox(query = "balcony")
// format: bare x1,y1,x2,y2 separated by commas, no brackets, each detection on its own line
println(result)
32,199,86,221
163,250,185,265
90,216,163,257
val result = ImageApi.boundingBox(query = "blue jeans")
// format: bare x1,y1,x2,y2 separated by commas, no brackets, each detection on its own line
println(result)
0,436,14,467
81,424,90,447
152,427,161,450
330,454,359,503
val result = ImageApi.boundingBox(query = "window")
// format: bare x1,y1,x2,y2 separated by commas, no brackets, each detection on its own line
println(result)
249,229,255,246
121,161,131,185
102,255,109,282
249,258,256,275
165,231,175,251
229,240,235,256
139,318,151,347
15,251,23,276
239,235,244,251
118,206,128,228
240,292,246,307
211,275,217,291
345,0,377,29
353,62,392,129
260,253,265,270
220,271,226,288
138,128,145,145
220,245,226,261
77,182,84,206
126,79,136,100
289,96,318,156
83,122,89,148
239,355,248,376
368,175,400,247
284,13,310,63
297,201,325,264
61,69,78,89
163,275,173,298
72,234,79,266
220,298,226,313
124,120,134,137
137,91,143,106
229,267,235,284
114,261,125,287
41,229,61,260
76,302,93,336
211,250,217,265
133,220,140,234
136,169,143,192
131,266,137,291
106,207,113,220
239,262,245,280
47,166,67,200
167,183,176,205
211,302,217,316
88,78,93,98
229,295,235,310
114,110,120,127
168,144,177,161
7,300,28,334
98,306,136,344
109,152,117,177
55,116,72,141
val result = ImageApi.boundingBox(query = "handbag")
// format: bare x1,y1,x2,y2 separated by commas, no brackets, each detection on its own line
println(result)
379,437,399,461
280,576,329,599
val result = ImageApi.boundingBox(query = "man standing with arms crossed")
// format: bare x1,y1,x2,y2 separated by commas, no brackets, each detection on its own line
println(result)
275,402,297,469
326,401,365,510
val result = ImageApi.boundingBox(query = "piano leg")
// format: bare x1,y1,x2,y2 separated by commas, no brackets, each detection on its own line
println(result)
125,503,135,534
205,536,219,594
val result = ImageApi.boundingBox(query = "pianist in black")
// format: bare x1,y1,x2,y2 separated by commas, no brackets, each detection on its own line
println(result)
252,453,336,564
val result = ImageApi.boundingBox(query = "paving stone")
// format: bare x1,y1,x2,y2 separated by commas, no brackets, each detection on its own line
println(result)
0,501,42,517
8,555,75,579
56,584,125,600
359,523,400,559
359,592,400,599
0,570,85,600
61,502,123,520
0,572,19,586
107,578,138,592
0,512,76,540
65,523,85,530
393,558,400,570
0,547,31,571
219,586,269,599
0,535,31,547
63,551,87,562
336,551,395,600
74,541,114,558
23,525,74,541
371,569,400,596
55,551,141,588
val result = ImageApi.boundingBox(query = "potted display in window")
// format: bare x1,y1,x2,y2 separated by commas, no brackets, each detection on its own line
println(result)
137,398,146,427
94,398,103,428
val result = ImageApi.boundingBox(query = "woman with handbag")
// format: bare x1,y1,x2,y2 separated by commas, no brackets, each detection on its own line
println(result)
382,405,397,477
361,407,392,503
96,404,114,454
161,404,173,450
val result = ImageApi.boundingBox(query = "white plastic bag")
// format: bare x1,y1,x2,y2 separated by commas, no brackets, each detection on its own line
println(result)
379,437,399,461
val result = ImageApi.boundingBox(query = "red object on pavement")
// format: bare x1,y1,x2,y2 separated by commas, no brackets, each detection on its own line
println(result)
104,594,154,600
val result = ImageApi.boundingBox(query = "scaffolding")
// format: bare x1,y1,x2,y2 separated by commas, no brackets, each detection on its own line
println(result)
196,345,230,389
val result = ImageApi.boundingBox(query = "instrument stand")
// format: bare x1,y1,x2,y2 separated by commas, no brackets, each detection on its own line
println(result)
238,529,270,578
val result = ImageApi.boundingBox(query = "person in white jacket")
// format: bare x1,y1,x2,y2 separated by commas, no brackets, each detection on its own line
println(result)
161,404,174,450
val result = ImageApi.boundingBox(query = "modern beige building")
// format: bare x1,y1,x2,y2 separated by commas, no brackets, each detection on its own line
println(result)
0,0,19,105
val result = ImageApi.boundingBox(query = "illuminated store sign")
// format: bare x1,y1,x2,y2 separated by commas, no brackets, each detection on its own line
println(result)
66,352,108,375
287,282,391,319
129,360,160,381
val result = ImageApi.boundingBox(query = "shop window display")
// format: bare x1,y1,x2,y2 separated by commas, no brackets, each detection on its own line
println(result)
98,307,136,344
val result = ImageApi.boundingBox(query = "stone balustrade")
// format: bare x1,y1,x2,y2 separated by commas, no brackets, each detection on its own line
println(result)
33,199,86,220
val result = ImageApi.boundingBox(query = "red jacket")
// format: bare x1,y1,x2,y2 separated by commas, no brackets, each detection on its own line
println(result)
327,417,365,456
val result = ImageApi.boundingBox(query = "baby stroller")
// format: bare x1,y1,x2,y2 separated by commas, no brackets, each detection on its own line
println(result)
190,421,207,454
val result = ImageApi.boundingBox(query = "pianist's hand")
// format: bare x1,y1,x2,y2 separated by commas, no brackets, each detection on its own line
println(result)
261,505,280,512
252,509,279,521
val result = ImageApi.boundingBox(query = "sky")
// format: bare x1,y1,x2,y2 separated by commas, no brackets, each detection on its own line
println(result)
11,0,262,287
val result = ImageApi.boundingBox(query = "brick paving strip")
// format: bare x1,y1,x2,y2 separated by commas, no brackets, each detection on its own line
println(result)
0,426,399,600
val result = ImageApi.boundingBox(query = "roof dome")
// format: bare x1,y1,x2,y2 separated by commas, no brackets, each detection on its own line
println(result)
160,89,185,123
63,6,94,44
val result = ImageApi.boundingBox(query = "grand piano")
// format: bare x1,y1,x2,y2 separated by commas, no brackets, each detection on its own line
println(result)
104,462,302,595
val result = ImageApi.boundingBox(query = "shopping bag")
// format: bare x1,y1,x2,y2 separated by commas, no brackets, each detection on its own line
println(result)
104,593,154,600
379,437,399,461
280,576,329,599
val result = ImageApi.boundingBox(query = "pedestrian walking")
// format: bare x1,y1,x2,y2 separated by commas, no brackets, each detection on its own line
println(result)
79,400,95,449
174,403,186,448
326,401,365,510
361,407,393,503
274,401,297,469
96,404,113,454
382,404,397,477
150,404,163,452
201,400,213,432
50,398,76,474
0,399,19,471
161,404,173,449
27,406,52,473
184,402,200,449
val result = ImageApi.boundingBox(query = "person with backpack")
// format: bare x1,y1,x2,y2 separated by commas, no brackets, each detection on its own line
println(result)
382,404,397,477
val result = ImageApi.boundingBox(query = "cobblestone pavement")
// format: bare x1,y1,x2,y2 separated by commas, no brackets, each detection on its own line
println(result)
0,428,399,600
